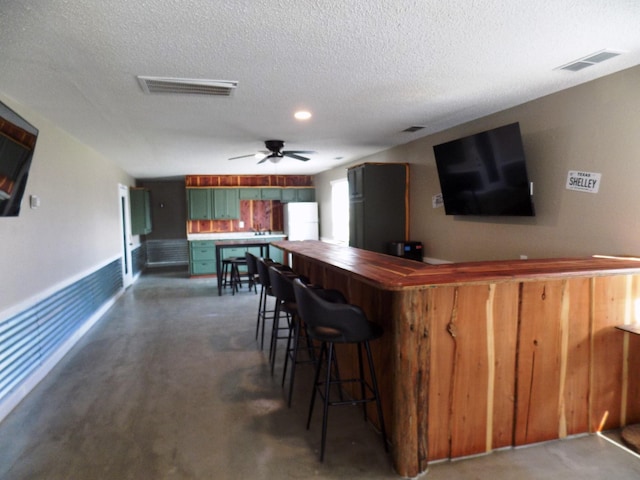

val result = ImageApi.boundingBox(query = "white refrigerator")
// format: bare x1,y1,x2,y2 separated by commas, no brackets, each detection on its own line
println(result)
283,202,319,240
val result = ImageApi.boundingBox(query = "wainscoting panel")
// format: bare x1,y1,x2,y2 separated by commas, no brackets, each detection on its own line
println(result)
146,239,188,267
0,260,122,403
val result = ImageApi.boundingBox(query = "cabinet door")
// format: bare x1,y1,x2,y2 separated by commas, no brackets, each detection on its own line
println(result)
189,241,217,275
130,188,152,235
348,166,364,199
349,199,365,249
187,189,212,220
213,189,240,219
221,246,247,259
191,260,216,275
280,188,315,202
296,188,315,202
280,189,297,202
348,163,408,253
260,188,281,201
270,246,284,264
239,188,261,200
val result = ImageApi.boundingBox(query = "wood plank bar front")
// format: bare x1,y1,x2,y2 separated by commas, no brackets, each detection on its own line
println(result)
272,241,640,478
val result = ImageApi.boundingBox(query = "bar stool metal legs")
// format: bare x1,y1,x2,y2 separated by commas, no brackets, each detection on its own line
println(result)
281,314,316,407
307,339,388,462
292,278,388,462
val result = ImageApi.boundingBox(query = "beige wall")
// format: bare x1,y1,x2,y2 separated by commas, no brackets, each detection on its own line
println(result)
0,95,134,315
315,65,640,262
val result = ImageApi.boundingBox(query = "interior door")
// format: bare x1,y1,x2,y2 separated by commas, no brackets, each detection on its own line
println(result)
118,184,133,288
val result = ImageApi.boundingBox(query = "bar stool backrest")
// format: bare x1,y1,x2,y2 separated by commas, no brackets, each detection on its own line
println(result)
256,258,276,288
293,278,382,344
268,265,297,304
245,252,259,279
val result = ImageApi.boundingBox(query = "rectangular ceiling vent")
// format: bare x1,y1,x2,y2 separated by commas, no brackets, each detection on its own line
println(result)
402,126,425,133
137,76,238,96
557,49,622,72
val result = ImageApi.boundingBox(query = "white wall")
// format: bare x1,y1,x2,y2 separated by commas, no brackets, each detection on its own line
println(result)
315,65,640,262
0,95,134,317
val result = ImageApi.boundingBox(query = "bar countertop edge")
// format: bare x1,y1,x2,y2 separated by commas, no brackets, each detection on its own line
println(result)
272,240,640,290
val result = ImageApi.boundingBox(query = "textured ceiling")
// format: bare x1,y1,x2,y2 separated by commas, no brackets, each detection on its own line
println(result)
1,0,640,178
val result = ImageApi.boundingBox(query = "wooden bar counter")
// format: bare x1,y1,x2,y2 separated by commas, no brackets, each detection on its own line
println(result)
273,240,640,478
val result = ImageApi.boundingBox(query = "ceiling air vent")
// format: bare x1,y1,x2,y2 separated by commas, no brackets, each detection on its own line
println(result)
137,76,238,96
402,126,425,133
557,49,622,72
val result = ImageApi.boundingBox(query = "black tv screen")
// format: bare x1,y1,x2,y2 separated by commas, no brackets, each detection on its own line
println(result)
433,122,534,216
0,100,38,217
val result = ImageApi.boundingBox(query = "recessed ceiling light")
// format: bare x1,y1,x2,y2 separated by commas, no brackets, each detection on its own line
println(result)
294,110,312,120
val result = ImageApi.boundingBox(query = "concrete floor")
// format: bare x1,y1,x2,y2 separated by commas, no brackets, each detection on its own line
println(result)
1,267,639,479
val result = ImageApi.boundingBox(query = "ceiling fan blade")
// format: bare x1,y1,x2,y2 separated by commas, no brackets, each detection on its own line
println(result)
257,155,270,164
284,153,311,161
228,154,255,161
283,150,315,155
229,150,269,161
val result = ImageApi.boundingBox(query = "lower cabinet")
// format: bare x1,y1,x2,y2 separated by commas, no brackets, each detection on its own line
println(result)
189,239,284,276
189,240,216,275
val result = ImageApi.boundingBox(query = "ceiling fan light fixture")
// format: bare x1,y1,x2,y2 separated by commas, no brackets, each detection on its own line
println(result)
294,110,312,120
255,152,267,160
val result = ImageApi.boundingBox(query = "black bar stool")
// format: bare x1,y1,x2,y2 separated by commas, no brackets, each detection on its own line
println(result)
267,265,299,377
244,252,259,295
222,256,250,295
292,278,388,462
268,266,318,407
255,258,276,350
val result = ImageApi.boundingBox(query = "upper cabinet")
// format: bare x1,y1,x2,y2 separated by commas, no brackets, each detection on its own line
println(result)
187,186,315,221
213,189,239,219
130,187,152,235
259,188,282,201
347,167,365,200
187,188,212,220
187,188,240,220
238,188,262,200
281,188,315,202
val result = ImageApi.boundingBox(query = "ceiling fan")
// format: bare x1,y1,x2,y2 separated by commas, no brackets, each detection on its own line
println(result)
228,140,315,164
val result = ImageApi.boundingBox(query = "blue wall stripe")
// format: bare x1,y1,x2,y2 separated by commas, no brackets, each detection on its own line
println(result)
0,259,123,404
132,244,146,277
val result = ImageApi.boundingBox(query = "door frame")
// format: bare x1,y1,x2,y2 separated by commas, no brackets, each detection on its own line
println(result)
118,184,133,288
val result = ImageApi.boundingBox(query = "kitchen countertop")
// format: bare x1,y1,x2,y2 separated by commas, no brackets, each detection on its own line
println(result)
187,232,287,241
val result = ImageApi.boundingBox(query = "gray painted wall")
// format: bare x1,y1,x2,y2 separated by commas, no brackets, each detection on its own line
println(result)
0,95,134,317
315,65,640,262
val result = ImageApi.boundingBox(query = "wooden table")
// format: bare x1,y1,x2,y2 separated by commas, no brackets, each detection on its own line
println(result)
273,241,640,477
215,240,271,295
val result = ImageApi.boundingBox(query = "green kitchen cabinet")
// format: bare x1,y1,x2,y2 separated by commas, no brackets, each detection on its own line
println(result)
348,163,408,254
187,188,240,220
189,240,216,275
239,188,261,200
213,189,240,219
130,188,152,235
281,188,315,202
187,188,212,220
260,188,281,201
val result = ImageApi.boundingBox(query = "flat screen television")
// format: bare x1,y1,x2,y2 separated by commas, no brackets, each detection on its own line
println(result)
0,100,39,217
433,122,535,216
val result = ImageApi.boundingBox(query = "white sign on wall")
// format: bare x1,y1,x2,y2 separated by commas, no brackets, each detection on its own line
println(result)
566,171,601,194
432,193,444,208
